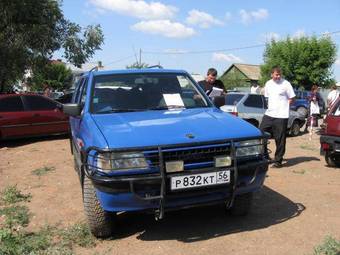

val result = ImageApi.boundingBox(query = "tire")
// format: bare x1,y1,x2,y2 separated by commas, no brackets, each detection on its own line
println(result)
228,193,253,216
297,107,308,117
289,120,301,137
83,175,116,238
325,151,340,167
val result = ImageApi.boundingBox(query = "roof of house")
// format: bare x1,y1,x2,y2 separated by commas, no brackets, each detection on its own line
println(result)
223,63,261,80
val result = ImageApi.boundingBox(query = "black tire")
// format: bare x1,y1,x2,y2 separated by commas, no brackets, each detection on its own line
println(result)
325,152,340,167
289,120,301,137
297,107,307,117
228,193,253,216
83,175,116,238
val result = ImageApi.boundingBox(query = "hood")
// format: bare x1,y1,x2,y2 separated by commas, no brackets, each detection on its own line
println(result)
91,108,262,148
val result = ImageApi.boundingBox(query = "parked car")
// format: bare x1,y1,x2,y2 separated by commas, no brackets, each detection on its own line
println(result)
320,97,340,167
63,68,269,238
290,90,326,117
50,91,64,100
56,92,74,104
220,92,306,136
0,94,69,140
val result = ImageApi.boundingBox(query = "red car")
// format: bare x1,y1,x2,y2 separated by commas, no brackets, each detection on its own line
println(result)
0,94,69,140
320,97,340,167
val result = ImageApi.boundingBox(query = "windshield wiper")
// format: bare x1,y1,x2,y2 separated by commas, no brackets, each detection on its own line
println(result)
96,108,141,114
148,105,186,110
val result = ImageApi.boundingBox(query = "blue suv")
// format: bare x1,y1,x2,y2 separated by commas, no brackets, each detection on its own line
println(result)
63,68,269,237
290,90,326,117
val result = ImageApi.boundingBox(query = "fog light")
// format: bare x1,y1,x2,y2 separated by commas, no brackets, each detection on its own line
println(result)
215,156,232,167
165,161,184,173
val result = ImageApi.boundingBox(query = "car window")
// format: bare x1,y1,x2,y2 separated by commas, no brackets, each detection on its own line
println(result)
73,77,85,103
244,95,264,108
225,94,244,105
331,101,340,116
23,95,57,111
90,73,208,113
80,78,89,106
0,96,24,112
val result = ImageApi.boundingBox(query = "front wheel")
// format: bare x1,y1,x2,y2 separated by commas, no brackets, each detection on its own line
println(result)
289,120,301,137
83,175,116,238
227,193,253,216
325,151,340,167
297,107,307,117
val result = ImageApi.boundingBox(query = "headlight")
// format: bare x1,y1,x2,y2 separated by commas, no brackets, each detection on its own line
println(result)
96,152,148,173
236,139,263,157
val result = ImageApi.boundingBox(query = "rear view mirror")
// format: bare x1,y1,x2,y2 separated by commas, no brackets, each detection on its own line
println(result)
212,96,226,108
62,103,81,116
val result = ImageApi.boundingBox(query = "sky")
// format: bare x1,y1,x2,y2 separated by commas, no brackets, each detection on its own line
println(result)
58,0,340,81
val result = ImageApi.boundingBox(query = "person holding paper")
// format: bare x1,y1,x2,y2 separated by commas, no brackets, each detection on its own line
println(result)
198,68,226,97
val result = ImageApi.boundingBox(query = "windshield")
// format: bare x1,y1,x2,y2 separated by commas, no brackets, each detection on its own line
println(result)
91,73,208,113
225,94,244,105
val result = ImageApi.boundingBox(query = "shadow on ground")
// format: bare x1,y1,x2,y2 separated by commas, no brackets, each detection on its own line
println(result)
283,156,320,167
0,134,69,148
110,186,305,242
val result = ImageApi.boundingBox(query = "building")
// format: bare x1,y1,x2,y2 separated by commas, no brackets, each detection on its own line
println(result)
220,63,261,89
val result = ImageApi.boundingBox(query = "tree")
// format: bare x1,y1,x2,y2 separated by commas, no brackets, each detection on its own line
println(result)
126,62,149,69
220,70,249,90
29,62,73,92
260,36,337,90
0,0,104,92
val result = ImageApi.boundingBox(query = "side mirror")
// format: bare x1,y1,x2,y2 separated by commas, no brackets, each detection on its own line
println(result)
212,96,226,108
62,103,81,116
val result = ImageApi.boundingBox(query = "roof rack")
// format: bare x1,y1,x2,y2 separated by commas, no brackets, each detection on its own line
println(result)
147,65,163,69
89,66,99,72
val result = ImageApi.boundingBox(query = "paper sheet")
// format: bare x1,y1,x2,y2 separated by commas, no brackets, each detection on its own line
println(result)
163,93,185,107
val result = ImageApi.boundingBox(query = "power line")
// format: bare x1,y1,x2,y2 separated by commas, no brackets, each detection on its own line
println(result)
143,29,340,56
144,44,265,55
104,54,135,67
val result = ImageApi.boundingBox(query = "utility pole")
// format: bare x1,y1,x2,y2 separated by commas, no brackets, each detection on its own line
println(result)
139,48,142,67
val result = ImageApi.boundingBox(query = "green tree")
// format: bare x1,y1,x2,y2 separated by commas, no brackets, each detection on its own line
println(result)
29,62,73,91
0,0,104,92
126,62,149,69
260,36,337,90
220,71,249,90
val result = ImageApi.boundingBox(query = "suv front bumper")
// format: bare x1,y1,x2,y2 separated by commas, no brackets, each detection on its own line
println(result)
83,137,269,218
320,134,340,155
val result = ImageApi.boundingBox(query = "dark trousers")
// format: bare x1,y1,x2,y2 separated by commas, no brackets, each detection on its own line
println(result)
260,115,288,163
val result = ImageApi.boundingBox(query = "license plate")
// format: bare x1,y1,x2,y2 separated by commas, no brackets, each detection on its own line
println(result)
170,170,230,190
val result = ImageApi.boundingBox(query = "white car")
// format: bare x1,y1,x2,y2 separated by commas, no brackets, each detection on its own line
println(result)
220,92,306,136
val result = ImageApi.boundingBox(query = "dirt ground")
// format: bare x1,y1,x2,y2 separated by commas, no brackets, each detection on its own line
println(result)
0,130,339,255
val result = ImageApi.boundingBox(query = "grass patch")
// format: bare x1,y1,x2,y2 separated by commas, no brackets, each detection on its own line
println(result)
0,205,30,228
31,166,55,176
0,223,96,255
293,169,306,174
0,185,97,254
313,235,340,255
58,222,96,248
0,185,31,205
0,226,54,255
300,144,318,151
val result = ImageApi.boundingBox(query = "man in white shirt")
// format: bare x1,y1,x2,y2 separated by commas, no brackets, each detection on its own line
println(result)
250,82,260,94
260,66,296,168
327,85,339,110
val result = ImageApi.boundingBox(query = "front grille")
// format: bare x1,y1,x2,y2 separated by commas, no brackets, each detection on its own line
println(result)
144,143,231,170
